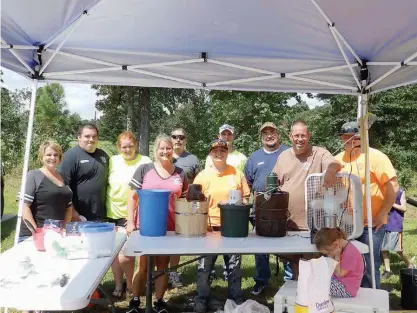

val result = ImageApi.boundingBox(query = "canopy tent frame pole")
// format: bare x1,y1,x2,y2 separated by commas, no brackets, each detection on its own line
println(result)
310,0,378,289
369,78,417,95
43,58,204,77
40,11,88,75
43,0,106,50
366,51,417,91
14,79,39,246
129,68,202,87
0,38,35,75
46,48,119,66
368,61,417,66
328,26,361,89
357,92,376,289
285,75,357,91
309,0,362,66
0,44,38,50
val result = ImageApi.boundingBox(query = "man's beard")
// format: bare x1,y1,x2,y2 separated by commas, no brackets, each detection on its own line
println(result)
266,142,278,148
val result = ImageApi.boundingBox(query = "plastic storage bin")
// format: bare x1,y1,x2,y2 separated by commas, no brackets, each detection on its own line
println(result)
274,280,389,313
79,223,115,257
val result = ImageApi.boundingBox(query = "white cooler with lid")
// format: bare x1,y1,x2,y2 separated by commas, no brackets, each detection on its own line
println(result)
274,280,389,313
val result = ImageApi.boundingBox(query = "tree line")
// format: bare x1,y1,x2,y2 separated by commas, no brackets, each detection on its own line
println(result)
2,78,417,190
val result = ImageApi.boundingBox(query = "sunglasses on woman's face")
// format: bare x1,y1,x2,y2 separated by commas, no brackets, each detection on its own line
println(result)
171,135,185,140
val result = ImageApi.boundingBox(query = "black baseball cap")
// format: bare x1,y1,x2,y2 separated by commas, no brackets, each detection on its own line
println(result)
338,121,359,135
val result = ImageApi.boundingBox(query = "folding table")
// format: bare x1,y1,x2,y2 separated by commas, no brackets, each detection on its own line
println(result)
0,232,126,312
124,230,369,313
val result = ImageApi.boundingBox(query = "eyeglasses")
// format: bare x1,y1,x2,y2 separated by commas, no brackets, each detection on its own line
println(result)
171,135,185,140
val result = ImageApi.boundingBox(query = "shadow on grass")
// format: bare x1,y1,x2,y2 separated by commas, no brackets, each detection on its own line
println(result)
404,227,417,236
1,216,17,251
98,257,286,313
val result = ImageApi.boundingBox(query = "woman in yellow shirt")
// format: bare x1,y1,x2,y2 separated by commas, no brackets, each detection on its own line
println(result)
193,139,250,313
106,131,152,298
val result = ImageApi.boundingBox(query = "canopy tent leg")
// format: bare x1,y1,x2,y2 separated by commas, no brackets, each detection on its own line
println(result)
14,79,39,246
357,93,376,289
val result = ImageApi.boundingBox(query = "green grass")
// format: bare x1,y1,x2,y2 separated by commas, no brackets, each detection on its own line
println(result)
2,165,417,312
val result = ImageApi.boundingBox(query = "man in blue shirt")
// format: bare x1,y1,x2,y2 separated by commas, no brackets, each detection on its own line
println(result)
244,122,289,295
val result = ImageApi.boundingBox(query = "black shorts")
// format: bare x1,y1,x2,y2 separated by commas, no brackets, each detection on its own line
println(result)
104,217,127,227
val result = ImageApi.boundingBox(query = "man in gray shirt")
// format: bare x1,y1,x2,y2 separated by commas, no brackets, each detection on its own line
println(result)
169,128,201,287
171,128,201,184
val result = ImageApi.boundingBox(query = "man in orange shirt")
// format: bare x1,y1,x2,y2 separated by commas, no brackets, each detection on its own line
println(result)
335,121,398,289
193,139,250,313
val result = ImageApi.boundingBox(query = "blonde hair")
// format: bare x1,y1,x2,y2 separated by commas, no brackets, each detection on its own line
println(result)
153,134,173,160
38,140,63,162
314,227,347,249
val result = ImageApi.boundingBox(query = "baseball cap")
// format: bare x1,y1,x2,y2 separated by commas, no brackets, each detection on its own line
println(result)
208,139,228,152
339,121,359,135
260,122,278,133
219,124,235,134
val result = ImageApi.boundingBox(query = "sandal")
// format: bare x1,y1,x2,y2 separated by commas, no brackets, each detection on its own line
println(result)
122,281,134,298
125,288,133,298
112,285,124,299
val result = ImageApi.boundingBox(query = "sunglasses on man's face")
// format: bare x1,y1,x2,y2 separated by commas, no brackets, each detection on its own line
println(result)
171,135,186,140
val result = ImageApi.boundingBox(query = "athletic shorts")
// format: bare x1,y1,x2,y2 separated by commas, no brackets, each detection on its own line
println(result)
381,231,403,252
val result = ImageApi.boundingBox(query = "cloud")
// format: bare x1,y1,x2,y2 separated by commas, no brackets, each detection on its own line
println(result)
1,67,99,120
287,93,324,108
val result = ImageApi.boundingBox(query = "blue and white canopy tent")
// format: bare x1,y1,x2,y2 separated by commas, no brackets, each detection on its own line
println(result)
2,0,417,289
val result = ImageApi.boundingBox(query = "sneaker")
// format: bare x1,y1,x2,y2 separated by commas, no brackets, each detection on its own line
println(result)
127,298,142,313
169,271,183,288
153,299,168,313
381,271,392,279
251,282,266,295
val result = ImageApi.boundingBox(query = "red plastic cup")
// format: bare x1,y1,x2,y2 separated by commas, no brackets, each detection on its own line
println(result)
33,227,61,251
33,228,47,251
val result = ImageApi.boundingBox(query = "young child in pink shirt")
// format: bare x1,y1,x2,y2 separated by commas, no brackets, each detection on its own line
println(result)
315,227,364,297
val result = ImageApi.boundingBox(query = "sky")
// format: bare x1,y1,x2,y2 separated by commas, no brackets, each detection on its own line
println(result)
1,67,323,120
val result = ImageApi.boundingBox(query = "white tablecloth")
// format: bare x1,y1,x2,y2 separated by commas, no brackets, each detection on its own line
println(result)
124,231,368,256
0,232,126,311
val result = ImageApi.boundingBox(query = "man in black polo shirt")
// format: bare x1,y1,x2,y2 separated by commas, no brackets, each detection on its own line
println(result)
58,124,109,221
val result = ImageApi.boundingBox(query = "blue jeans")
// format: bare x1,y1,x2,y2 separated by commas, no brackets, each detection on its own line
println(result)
254,254,271,285
357,225,386,289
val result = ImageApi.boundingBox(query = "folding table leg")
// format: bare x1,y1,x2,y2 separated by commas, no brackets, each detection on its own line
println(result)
96,284,117,313
145,255,153,313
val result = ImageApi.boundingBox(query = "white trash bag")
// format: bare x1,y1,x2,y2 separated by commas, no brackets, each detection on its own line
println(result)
217,299,270,313
295,256,337,313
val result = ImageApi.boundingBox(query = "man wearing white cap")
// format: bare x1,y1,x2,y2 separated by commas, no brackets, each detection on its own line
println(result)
205,124,247,172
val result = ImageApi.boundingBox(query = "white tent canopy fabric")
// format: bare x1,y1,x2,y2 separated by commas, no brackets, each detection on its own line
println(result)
2,0,417,293
2,0,417,94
